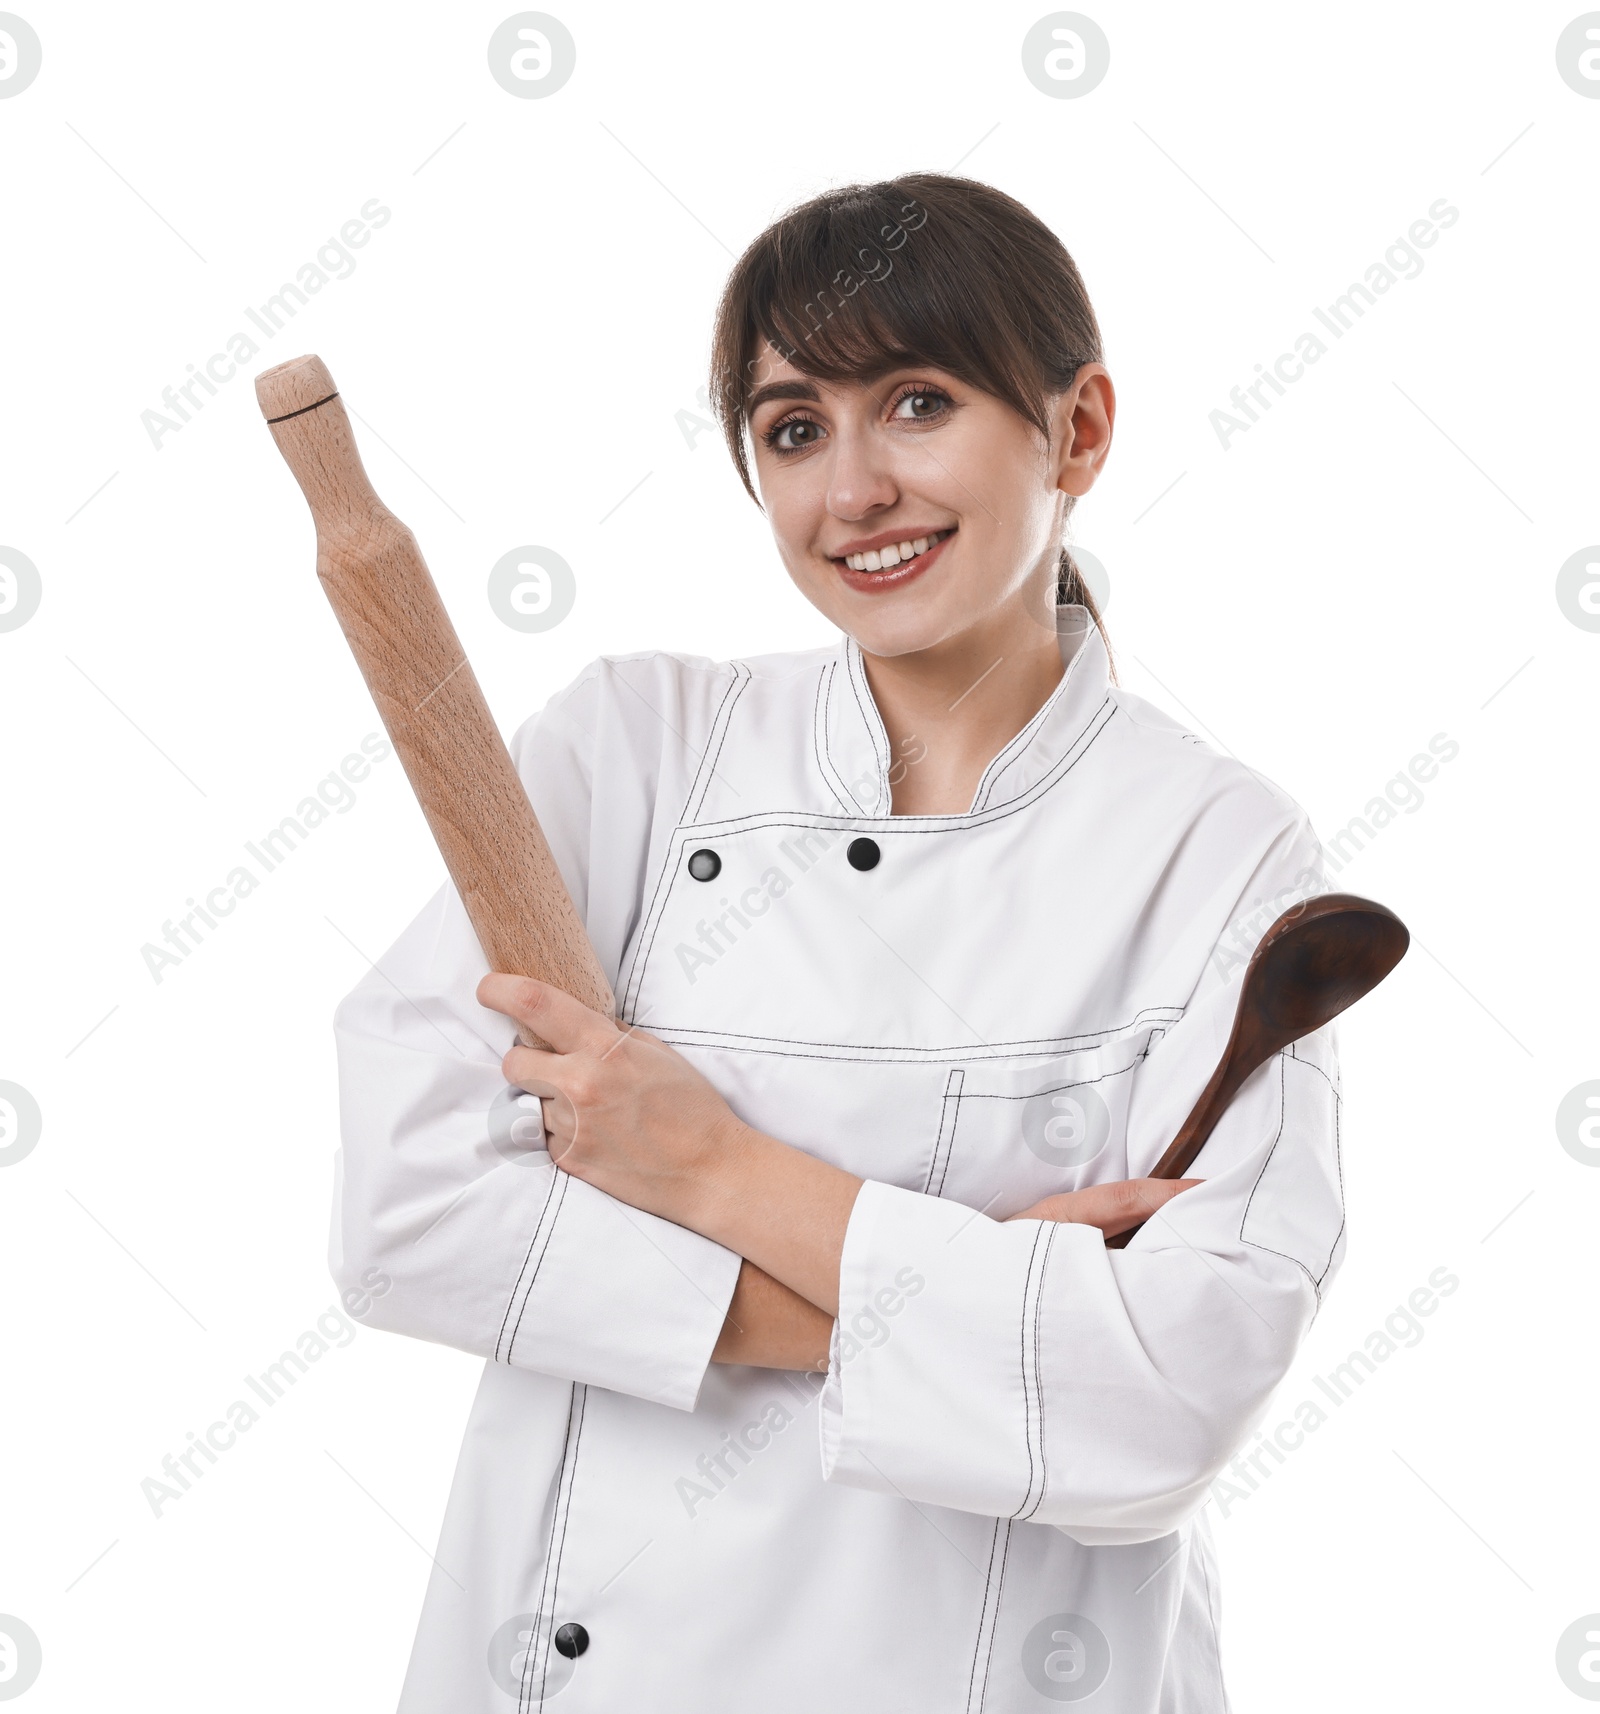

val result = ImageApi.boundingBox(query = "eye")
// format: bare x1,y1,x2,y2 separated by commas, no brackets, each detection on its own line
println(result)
888,383,953,423
762,413,826,454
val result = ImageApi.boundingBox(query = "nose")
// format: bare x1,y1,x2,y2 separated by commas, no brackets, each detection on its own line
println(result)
825,419,899,523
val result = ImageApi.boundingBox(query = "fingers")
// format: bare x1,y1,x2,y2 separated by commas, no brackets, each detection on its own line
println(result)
1007,1177,1203,1235
498,1054,562,1102
477,973,619,1057
1110,1177,1202,1233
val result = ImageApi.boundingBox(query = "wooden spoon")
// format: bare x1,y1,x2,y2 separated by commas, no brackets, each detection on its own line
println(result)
1106,892,1409,1249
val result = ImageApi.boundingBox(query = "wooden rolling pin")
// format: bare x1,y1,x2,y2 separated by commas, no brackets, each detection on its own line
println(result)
255,354,614,1048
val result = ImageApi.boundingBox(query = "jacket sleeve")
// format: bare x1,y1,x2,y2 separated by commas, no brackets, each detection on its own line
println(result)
327,662,743,1412
817,814,1345,1541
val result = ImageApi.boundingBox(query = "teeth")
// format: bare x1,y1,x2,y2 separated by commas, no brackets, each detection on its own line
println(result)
844,529,950,572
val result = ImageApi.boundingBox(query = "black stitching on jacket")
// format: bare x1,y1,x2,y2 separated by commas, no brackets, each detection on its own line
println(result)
505,1169,571,1360
1015,1223,1046,1514
971,615,1099,812
812,662,858,813
662,696,1115,842
843,639,892,812
976,1518,1015,1712
496,1165,565,1363
629,664,751,1002
819,659,869,814
522,1382,586,1711
1321,1065,1346,1288
618,695,1117,1036
618,664,749,1016
1018,1221,1059,1522
923,1068,965,1196
684,665,752,824
1238,1056,1336,1302
965,1518,1010,1714
632,1005,1182,1063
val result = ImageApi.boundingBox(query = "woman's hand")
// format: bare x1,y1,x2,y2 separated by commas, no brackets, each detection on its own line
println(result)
477,973,863,1316
477,974,748,1234
1005,1177,1203,1237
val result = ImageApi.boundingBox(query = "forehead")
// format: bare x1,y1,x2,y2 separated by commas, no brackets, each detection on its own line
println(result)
746,343,810,387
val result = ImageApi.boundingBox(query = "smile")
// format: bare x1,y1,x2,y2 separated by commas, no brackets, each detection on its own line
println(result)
836,528,955,573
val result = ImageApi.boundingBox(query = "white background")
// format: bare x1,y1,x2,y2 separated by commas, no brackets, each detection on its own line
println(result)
2,1,1596,1708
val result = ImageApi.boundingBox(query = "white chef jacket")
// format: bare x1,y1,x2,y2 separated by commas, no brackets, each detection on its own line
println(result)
330,603,1345,1712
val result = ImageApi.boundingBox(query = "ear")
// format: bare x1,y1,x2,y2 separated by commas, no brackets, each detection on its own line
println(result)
1049,364,1115,499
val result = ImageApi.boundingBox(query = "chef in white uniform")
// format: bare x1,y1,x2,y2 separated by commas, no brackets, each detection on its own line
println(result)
329,175,1346,1711
331,602,1341,1711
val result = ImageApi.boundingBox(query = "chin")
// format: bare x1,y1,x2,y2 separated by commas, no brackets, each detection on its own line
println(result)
790,557,980,658
836,594,969,660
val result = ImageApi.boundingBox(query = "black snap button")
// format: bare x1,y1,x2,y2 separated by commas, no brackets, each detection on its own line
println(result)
846,837,880,872
554,1622,589,1659
687,848,721,882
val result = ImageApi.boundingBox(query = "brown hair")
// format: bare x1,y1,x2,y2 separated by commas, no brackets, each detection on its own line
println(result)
708,171,1109,643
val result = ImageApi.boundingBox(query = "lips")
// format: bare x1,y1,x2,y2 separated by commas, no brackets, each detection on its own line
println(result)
831,527,956,595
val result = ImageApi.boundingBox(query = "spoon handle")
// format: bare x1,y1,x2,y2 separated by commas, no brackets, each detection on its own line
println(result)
1104,892,1407,1250
1104,1048,1247,1250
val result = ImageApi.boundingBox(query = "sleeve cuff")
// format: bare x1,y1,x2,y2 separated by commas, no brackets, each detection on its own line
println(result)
507,1171,744,1411
332,1009,743,1413
818,1176,1054,1507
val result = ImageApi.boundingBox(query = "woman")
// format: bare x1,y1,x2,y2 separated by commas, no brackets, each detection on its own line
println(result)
331,173,1343,1711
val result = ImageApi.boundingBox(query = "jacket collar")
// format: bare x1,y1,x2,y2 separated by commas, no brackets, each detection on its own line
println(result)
819,603,1110,818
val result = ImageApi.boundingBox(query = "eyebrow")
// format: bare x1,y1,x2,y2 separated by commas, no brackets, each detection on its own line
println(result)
746,379,821,416
745,360,943,419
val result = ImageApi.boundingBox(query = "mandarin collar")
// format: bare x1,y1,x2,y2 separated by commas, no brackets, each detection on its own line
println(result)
818,604,1110,819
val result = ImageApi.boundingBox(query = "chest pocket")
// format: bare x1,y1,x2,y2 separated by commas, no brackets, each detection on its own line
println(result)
924,1023,1169,1219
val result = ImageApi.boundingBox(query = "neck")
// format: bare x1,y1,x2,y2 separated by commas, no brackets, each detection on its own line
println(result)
859,593,1068,816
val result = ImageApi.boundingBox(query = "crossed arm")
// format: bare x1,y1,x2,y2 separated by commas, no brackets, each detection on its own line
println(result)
479,974,1198,1374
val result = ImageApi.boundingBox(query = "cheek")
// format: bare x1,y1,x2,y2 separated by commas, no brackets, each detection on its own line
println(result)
758,467,830,563
907,414,1018,516
953,435,1059,557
